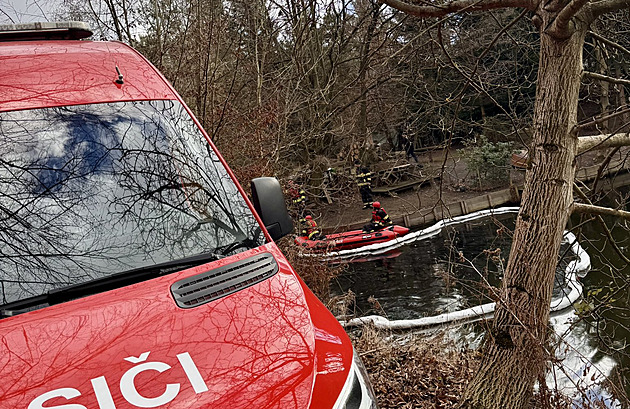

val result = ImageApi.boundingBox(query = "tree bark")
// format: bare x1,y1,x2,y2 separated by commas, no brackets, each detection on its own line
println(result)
595,44,610,133
460,17,586,409
357,1,381,146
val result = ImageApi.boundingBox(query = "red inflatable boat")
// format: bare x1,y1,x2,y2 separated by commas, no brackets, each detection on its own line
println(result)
295,225,410,251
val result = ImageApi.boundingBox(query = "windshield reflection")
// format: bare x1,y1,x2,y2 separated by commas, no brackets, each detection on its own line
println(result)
0,101,263,304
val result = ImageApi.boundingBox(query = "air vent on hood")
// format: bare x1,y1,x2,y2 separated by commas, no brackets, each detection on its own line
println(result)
171,252,278,308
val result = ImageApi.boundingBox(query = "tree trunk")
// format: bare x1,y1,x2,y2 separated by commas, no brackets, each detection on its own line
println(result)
460,20,587,409
595,45,610,131
357,1,380,146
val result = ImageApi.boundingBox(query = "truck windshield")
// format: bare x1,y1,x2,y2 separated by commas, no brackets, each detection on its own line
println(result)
0,100,264,305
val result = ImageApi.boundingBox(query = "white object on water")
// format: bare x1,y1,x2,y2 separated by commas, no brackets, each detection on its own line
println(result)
340,207,591,330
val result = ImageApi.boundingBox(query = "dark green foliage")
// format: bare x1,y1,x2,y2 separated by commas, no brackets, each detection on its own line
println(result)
463,136,513,186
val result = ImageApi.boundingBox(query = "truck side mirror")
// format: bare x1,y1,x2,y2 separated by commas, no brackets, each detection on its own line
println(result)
251,177,294,241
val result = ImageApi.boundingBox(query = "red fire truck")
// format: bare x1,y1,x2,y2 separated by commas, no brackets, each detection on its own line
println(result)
0,22,376,409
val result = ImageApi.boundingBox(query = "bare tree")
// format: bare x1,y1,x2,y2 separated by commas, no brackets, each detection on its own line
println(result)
379,0,630,408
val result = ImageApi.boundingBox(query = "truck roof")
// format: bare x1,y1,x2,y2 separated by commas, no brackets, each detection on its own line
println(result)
0,40,178,112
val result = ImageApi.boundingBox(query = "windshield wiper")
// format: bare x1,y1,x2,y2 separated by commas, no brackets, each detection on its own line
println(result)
0,251,225,319
215,237,256,256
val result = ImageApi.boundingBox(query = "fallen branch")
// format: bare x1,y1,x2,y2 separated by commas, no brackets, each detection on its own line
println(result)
577,133,630,154
572,202,630,221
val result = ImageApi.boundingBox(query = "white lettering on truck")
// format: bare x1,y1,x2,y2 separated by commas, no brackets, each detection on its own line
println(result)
28,351,208,409
28,388,85,409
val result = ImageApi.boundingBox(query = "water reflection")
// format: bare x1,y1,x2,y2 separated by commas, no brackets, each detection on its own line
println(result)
333,211,629,402
333,214,577,317
569,194,630,400
334,215,508,318
0,101,264,305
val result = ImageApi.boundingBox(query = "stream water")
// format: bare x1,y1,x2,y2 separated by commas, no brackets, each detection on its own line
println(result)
331,211,629,406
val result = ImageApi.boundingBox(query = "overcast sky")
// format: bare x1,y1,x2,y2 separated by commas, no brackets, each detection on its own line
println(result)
0,0,61,24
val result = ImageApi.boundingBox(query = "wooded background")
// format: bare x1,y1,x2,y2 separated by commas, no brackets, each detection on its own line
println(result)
56,0,627,183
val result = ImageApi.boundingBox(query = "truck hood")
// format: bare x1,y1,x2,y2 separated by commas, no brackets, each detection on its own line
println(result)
0,246,346,409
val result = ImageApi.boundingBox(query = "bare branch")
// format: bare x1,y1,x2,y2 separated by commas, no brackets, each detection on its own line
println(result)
575,107,630,132
591,147,620,193
577,133,630,154
588,0,630,20
0,8,14,23
549,0,590,36
588,31,630,58
572,202,630,221
583,71,630,86
380,0,534,17
573,184,630,263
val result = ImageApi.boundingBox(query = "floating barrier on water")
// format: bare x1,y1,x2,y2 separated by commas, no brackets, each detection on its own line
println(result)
339,207,591,330
309,207,521,261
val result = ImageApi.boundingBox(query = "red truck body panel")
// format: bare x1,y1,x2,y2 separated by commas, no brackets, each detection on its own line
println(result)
0,38,357,409
0,40,175,112
0,245,351,409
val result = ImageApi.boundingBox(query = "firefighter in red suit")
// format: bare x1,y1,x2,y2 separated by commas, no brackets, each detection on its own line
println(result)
364,202,392,232
304,215,324,240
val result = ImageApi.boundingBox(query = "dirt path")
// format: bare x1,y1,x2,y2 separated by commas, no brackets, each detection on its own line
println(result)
307,145,620,232
314,148,523,232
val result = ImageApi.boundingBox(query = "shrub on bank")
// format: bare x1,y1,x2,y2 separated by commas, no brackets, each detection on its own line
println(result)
462,136,513,188
277,237,345,302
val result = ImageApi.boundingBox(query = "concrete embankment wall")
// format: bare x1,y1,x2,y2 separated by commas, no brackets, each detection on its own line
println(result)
335,186,521,232
400,186,520,228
